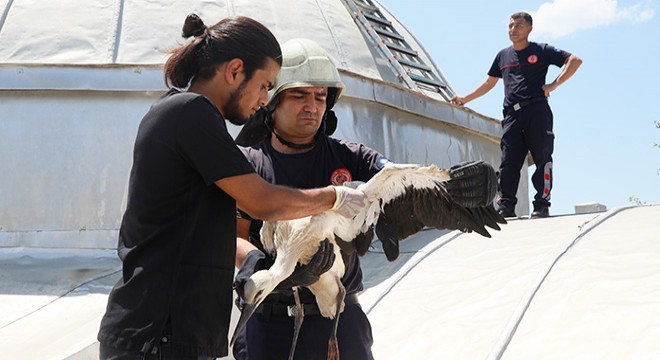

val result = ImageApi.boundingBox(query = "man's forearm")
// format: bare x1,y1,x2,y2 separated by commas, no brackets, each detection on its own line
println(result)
462,76,498,104
554,55,583,87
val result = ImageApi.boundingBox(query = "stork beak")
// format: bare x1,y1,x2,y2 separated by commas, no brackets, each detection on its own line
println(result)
230,302,258,347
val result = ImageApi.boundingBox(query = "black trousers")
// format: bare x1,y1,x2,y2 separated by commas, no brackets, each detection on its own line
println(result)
99,342,215,360
498,101,554,211
232,303,374,360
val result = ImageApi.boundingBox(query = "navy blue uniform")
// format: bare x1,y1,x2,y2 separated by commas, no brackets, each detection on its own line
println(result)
98,90,255,359
234,136,389,360
488,42,570,211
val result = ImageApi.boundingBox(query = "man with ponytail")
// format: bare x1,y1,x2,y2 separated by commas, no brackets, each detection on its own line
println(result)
98,14,367,360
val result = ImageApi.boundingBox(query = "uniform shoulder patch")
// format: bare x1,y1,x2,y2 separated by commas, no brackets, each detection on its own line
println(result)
376,156,392,170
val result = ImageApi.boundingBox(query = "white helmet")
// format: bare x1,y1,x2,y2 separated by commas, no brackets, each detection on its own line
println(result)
268,38,345,110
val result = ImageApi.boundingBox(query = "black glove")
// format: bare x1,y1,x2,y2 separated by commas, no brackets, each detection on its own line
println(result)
445,160,498,208
276,239,335,290
233,240,336,301
233,249,274,302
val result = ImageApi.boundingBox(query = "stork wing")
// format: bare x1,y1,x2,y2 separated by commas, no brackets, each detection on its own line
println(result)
336,225,374,257
357,163,506,262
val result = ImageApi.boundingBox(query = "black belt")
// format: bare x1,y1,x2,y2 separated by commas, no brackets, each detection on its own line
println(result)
504,97,546,116
255,293,360,318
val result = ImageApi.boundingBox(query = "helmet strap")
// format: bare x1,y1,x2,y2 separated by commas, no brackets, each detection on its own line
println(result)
321,110,337,136
272,131,316,150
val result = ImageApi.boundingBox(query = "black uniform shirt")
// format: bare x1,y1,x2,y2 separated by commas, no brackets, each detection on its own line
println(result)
488,42,571,107
98,89,255,357
240,136,388,302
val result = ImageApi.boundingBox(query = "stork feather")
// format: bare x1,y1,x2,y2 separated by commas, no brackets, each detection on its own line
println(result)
231,163,507,353
341,163,505,260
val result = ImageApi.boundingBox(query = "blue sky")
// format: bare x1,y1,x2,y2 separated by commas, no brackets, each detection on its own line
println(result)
378,0,659,216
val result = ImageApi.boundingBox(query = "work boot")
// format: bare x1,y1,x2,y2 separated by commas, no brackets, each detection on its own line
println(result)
497,207,517,218
530,207,550,219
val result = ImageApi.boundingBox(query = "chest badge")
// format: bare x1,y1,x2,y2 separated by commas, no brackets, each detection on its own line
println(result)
527,54,538,64
330,168,352,185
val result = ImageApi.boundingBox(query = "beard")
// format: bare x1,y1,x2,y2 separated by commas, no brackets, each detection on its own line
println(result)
224,80,250,126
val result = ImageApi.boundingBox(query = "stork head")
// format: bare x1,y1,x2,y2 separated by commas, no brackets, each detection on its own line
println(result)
230,270,277,346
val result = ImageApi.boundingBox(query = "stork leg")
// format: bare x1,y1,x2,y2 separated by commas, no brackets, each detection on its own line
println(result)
288,287,304,360
327,277,346,360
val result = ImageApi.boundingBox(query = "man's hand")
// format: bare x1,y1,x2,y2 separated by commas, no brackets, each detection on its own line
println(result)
445,160,498,207
450,95,466,106
276,239,335,289
331,186,368,218
541,82,558,97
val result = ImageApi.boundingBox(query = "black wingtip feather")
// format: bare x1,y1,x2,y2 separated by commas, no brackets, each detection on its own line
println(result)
352,225,374,256
367,167,508,263
382,237,400,262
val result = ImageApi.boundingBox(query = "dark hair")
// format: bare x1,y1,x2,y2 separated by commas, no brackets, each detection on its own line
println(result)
164,14,282,88
511,11,533,25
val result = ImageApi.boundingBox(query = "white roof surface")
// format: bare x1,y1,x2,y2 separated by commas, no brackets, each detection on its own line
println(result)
1,205,659,359
0,0,447,90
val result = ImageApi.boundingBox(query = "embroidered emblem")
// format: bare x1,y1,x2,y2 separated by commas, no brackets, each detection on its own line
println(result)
330,168,352,185
527,54,538,64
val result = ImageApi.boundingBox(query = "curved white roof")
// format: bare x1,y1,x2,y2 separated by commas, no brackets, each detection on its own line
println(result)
361,205,660,359
0,0,453,96
2,206,659,359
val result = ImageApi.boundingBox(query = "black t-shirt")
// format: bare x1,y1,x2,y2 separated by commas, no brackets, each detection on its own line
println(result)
98,89,255,357
488,42,571,107
239,136,388,302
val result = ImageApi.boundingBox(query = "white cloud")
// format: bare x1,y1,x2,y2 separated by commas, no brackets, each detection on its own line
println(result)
530,0,654,39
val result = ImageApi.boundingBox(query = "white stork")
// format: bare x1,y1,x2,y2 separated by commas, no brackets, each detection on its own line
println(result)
231,162,506,359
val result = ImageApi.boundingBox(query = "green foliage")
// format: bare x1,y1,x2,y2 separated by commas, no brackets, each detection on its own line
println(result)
628,195,646,206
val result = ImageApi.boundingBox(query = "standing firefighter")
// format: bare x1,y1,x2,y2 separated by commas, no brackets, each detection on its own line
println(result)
452,11,582,218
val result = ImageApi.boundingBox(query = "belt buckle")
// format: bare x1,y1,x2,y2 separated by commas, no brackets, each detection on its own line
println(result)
287,304,303,317
513,103,521,111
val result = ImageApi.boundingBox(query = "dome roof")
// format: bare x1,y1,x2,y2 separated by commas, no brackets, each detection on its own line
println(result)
0,0,454,99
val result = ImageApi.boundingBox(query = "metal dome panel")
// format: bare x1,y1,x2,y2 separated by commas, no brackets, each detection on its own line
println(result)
0,0,453,98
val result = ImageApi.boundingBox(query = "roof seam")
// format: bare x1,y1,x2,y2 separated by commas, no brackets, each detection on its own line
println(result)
0,0,15,37
0,269,121,330
364,231,461,315
317,0,349,69
227,0,235,16
110,0,125,64
485,206,636,360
